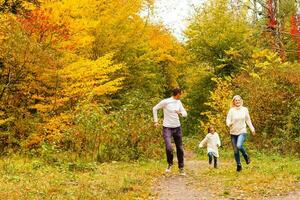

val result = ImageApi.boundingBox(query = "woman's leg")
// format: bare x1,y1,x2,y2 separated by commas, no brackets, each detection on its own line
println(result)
231,135,241,165
237,133,250,164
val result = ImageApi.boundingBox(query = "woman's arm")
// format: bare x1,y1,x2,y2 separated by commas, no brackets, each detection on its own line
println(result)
226,109,233,127
245,108,255,134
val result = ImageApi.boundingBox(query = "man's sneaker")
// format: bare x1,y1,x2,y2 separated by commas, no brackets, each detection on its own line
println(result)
165,164,172,173
237,164,242,172
179,168,186,176
245,155,251,165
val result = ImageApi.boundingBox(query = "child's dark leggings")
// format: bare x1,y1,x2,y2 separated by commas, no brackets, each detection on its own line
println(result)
208,152,217,168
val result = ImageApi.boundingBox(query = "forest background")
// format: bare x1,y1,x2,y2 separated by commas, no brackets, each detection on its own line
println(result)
1,0,299,160
0,0,299,198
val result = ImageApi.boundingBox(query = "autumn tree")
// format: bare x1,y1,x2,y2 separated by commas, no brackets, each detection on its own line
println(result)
185,0,255,77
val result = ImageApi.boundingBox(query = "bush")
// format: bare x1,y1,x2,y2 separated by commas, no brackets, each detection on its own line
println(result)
234,58,300,154
63,100,164,162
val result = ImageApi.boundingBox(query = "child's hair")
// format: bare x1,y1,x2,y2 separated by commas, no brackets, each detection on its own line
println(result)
208,125,215,133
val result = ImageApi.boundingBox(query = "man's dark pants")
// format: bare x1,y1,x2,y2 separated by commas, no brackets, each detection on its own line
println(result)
163,126,184,169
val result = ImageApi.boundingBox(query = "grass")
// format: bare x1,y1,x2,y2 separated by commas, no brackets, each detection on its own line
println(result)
0,148,299,199
0,156,164,199
189,148,300,199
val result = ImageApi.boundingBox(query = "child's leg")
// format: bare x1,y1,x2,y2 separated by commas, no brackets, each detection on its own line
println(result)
208,152,213,165
213,156,217,168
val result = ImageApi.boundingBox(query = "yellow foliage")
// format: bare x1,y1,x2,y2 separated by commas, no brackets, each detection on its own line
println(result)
200,77,233,142
21,1,37,10
0,117,15,126
23,133,44,149
60,53,123,98
243,49,282,78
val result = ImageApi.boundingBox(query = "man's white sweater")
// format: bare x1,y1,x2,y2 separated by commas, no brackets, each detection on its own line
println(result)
153,97,187,128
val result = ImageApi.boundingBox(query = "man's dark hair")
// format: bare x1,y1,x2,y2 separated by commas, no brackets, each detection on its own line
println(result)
172,88,182,96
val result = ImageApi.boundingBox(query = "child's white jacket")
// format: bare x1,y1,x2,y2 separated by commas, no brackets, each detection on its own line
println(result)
199,132,221,157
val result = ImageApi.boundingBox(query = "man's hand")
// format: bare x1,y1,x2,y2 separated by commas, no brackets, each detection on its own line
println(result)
154,122,160,128
175,110,182,116
252,131,256,136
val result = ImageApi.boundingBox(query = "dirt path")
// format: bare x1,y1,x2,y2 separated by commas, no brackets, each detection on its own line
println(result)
263,191,300,200
153,159,229,200
153,155,299,200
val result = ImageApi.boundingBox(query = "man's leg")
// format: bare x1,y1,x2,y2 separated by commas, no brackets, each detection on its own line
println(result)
163,127,173,167
173,127,184,169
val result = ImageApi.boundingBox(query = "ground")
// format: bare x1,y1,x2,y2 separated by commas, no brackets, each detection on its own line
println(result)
0,152,299,199
153,151,300,200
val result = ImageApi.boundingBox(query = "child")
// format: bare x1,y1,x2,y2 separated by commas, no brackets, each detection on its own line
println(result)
199,125,221,168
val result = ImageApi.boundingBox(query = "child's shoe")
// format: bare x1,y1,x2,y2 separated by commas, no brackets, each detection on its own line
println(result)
214,161,218,168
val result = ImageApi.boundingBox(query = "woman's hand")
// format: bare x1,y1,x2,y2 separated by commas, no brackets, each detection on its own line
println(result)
252,131,256,136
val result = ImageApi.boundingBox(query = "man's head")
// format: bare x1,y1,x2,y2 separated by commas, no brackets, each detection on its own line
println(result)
172,88,182,100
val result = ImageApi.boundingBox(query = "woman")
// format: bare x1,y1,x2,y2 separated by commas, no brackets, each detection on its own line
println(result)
226,95,255,172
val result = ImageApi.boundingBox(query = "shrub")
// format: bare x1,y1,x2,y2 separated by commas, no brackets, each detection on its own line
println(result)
234,55,300,154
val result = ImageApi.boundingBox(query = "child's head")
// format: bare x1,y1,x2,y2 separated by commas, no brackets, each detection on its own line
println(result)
208,125,215,133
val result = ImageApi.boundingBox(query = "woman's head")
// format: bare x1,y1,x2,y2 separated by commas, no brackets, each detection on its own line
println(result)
208,125,215,133
231,95,243,107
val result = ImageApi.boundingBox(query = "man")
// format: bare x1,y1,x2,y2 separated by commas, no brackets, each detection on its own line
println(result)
153,88,187,175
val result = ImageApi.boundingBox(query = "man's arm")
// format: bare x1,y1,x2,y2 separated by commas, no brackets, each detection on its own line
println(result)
177,101,187,117
153,100,166,124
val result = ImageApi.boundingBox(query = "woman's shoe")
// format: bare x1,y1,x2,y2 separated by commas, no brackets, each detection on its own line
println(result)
237,164,242,172
245,155,251,164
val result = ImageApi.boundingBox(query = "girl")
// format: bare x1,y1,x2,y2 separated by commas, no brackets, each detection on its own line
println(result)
199,125,221,168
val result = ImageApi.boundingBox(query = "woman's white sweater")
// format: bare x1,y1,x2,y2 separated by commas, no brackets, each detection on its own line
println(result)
226,106,255,135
